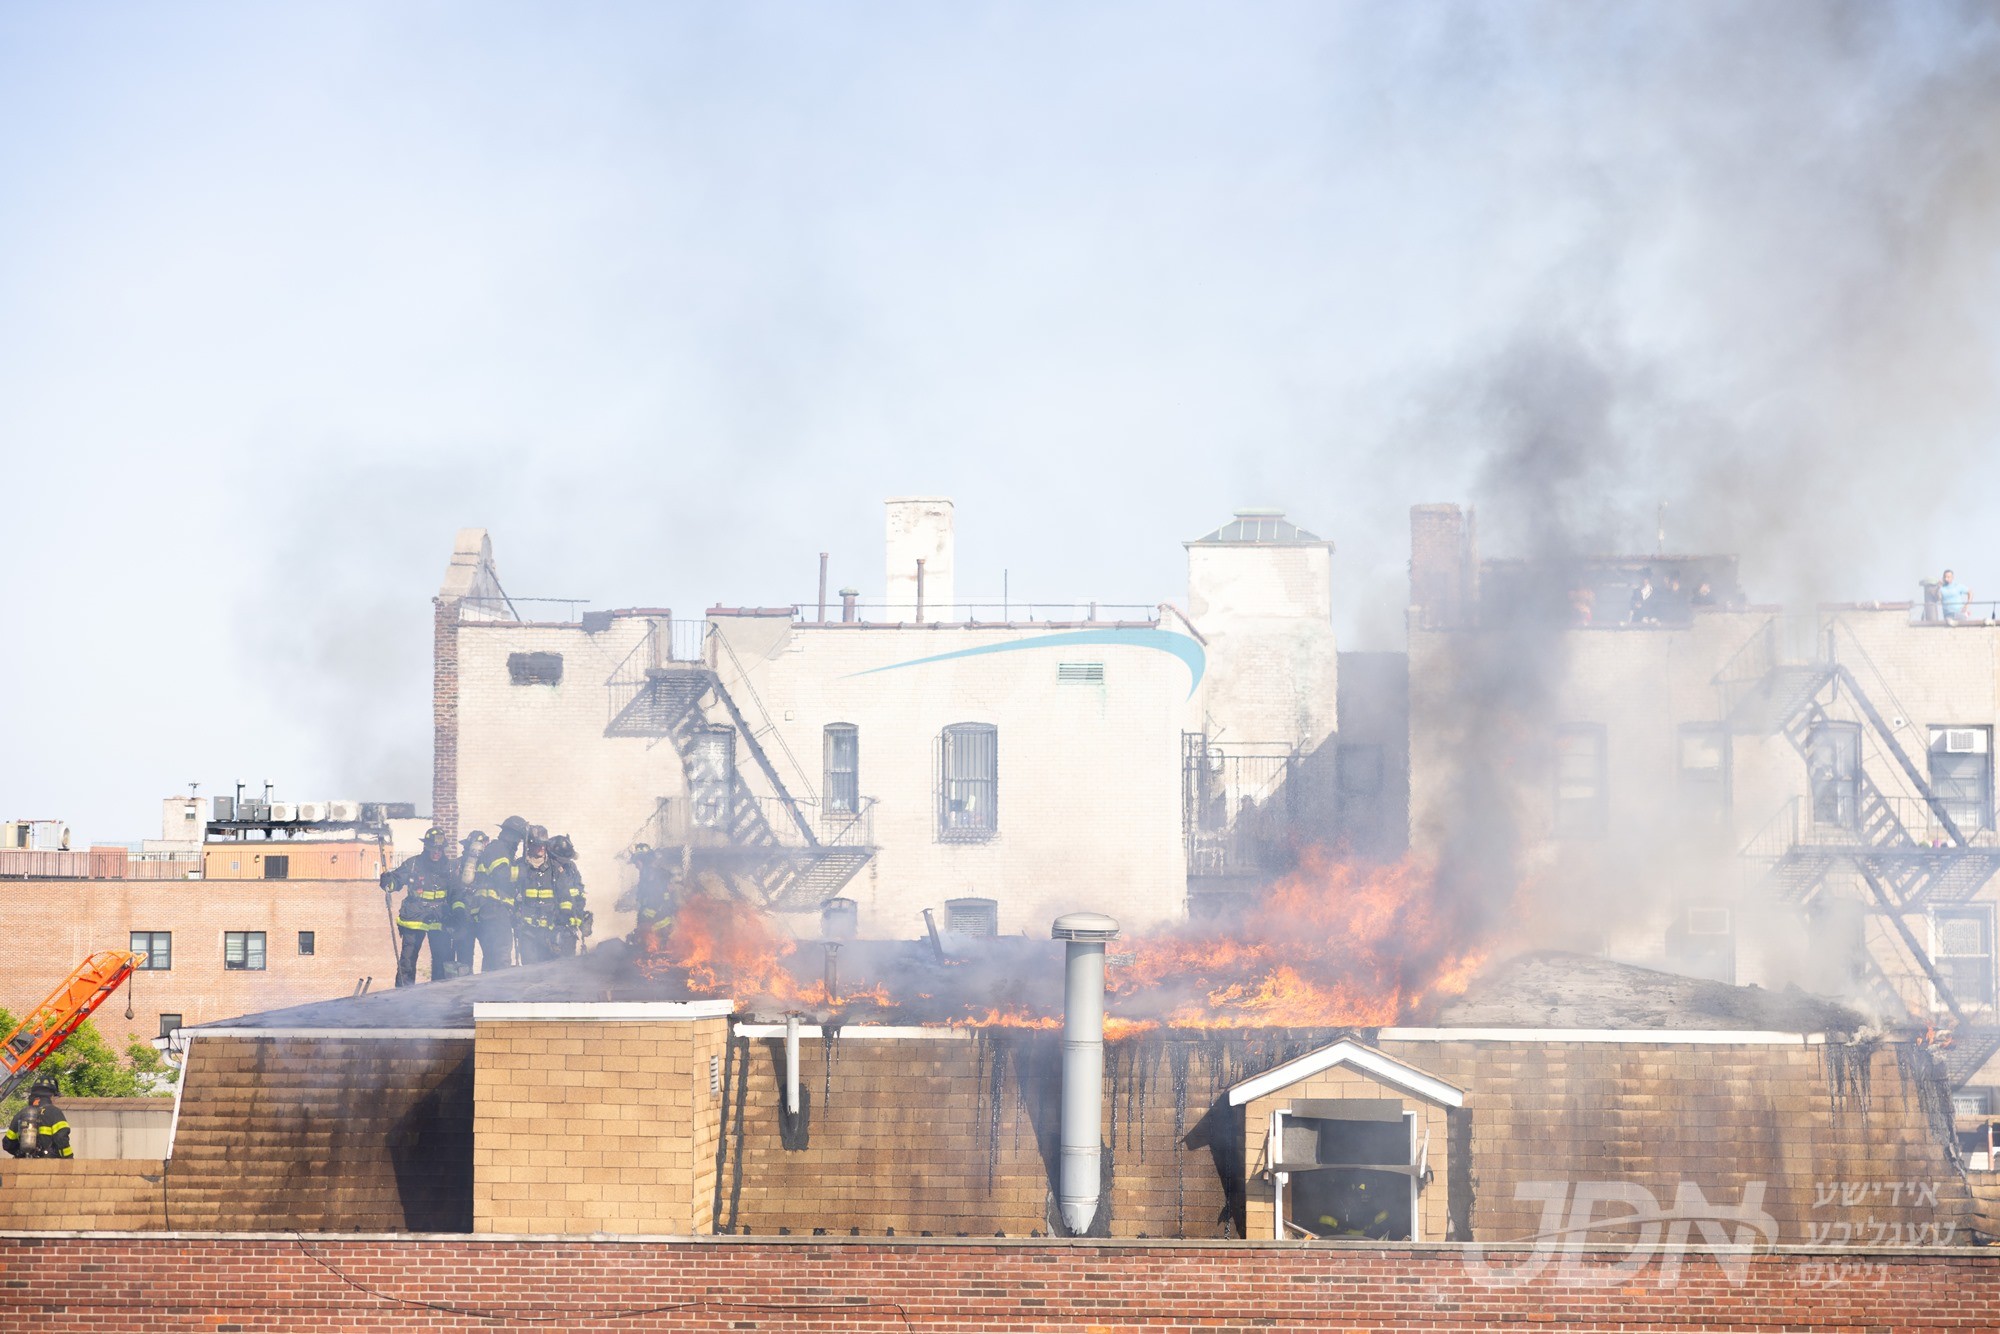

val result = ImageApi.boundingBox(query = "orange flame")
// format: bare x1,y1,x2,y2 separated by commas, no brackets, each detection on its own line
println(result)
1109,849,1488,1028
637,848,1491,1029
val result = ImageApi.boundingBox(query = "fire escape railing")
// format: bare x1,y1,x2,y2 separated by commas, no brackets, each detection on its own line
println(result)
1724,614,2000,1061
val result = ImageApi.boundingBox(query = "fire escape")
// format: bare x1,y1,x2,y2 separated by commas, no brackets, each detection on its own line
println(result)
1722,617,2000,1084
606,619,875,913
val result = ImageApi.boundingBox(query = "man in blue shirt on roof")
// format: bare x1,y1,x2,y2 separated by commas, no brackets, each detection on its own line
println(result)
1940,569,1973,621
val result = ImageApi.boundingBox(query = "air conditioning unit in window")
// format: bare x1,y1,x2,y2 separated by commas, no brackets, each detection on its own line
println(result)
1686,907,1733,936
1946,729,1986,754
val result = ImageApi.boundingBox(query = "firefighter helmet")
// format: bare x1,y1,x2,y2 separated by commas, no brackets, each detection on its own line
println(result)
423,827,449,847
27,1077,57,1100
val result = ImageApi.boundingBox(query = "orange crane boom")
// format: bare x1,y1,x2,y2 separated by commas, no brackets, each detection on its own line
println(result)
0,950,142,1103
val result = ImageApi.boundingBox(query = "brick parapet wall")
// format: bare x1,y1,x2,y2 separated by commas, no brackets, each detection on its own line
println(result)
1,1234,1996,1332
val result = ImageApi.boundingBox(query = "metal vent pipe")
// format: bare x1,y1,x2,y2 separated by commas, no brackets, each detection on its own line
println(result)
1052,911,1119,1235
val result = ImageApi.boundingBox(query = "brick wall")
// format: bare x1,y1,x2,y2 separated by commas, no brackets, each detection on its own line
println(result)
0,878,405,1041
0,1160,167,1230
473,1012,728,1235
2,1234,1996,1332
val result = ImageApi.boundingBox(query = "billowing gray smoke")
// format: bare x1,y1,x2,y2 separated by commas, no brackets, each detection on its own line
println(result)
1399,1,2000,976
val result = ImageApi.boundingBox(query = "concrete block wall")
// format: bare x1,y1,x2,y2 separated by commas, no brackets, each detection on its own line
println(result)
472,1004,731,1235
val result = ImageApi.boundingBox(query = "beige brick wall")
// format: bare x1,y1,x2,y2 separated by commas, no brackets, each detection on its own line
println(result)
717,620,1190,937
452,616,677,932
472,1009,729,1235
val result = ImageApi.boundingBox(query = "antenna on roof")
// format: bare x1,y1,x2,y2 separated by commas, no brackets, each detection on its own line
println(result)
1656,501,1667,556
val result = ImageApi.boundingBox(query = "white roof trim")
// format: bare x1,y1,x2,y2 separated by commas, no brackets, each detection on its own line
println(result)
734,1023,973,1041
192,1027,475,1039
1378,1028,1830,1045
474,1001,735,1022
1228,1039,1465,1109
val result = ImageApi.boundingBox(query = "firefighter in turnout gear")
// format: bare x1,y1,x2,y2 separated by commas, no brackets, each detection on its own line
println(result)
513,837,587,963
4,1078,72,1159
443,831,489,977
622,843,679,950
467,816,529,971
385,827,458,986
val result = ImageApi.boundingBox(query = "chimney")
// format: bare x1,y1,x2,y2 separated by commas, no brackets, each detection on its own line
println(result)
1052,911,1119,1235
885,497,954,622
839,587,859,623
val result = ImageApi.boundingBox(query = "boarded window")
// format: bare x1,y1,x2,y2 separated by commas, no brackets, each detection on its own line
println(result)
1553,724,1607,837
1678,724,1731,825
945,897,999,936
508,652,564,686
824,724,859,815
939,723,998,841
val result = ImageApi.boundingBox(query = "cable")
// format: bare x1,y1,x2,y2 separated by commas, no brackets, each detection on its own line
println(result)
289,1232,915,1331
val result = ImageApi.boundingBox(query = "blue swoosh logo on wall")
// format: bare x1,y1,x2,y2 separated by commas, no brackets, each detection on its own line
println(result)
844,628,1205,695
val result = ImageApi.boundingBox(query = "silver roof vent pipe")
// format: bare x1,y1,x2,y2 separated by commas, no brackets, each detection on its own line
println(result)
1053,911,1119,1235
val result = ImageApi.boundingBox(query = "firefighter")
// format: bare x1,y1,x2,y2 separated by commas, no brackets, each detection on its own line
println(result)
469,816,529,971
443,831,490,977
4,1077,73,1159
514,837,587,963
626,843,679,950
384,827,458,987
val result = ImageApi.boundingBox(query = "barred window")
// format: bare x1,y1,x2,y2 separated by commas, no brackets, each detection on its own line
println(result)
824,724,859,815
939,723,998,841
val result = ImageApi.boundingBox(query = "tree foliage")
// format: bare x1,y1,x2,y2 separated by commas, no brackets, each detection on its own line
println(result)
0,1007,176,1120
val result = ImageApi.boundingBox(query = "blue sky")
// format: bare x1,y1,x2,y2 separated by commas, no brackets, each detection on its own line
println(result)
3,2,1997,837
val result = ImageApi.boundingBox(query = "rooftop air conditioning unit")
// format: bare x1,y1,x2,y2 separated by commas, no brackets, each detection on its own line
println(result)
327,800,361,822
269,802,296,822
295,802,327,822
238,800,270,822
1946,729,1987,754
1686,907,1733,936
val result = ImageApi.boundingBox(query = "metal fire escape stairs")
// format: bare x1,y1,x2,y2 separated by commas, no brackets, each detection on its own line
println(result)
605,621,874,913
1722,619,2000,1084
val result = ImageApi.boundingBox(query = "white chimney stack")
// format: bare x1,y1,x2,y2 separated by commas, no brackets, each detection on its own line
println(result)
885,497,954,623
1053,910,1119,1235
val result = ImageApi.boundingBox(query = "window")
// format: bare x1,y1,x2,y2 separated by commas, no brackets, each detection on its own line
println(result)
688,727,737,829
130,931,172,970
1276,1103,1419,1241
158,1014,182,1040
939,723,998,840
1930,727,1993,833
297,931,315,956
824,723,859,815
1677,725,1731,825
224,931,267,971
507,651,564,686
945,897,999,937
1553,725,1607,837
263,854,290,880
1935,908,1994,1008
1809,721,1862,829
